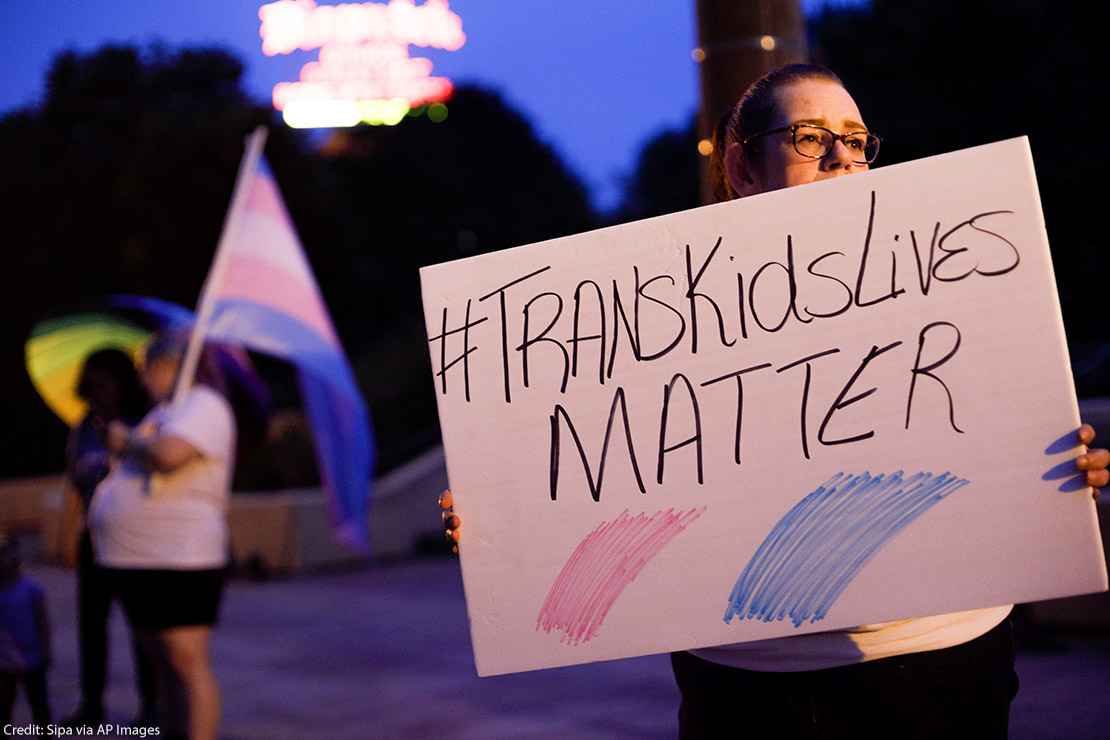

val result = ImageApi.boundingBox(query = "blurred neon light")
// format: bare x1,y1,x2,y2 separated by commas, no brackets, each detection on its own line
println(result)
260,0,463,127
282,97,411,128
426,102,447,122
273,76,451,111
259,0,465,55
271,42,453,110
282,98,360,128
358,97,410,125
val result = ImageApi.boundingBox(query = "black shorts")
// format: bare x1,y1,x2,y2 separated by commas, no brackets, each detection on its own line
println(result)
107,567,226,630
671,616,1018,740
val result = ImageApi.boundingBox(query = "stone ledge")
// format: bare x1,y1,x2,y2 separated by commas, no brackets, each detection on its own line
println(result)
0,475,56,534
21,444,450,574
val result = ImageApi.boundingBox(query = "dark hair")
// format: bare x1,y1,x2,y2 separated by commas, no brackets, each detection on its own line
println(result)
77,347,150,420
709,63,844,202
0,530,18,574
145,329,228,398
145,330,271,459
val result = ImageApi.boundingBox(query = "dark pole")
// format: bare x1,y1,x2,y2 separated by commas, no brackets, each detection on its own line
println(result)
694,0,807,203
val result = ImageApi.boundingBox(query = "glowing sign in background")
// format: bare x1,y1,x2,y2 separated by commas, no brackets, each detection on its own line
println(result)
259,0,465,128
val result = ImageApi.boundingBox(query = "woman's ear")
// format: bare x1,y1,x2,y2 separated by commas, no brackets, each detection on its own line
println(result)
724,142,760,198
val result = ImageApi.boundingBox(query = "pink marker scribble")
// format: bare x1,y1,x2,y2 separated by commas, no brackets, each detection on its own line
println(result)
536,507,706,646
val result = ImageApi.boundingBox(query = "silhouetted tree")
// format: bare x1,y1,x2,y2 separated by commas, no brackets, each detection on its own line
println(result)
1,45,311,477
1,45,597,476
614,116,701,223
323,85,598,465
810,0,1105,351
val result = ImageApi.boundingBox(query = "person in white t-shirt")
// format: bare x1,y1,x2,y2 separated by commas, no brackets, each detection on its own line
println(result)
441,64,1110,739
89,331,235,740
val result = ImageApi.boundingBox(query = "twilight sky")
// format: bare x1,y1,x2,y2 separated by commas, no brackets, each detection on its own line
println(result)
0,1,834,210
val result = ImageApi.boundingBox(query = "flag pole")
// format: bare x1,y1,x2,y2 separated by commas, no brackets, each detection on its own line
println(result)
173,126,269,406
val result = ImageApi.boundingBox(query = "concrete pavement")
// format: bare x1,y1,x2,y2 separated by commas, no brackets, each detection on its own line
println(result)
10,559,1110,739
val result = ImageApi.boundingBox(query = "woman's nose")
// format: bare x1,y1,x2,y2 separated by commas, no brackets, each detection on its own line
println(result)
823,138,858,171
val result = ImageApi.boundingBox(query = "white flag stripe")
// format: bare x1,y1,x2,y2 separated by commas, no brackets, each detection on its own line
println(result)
227,210,317,281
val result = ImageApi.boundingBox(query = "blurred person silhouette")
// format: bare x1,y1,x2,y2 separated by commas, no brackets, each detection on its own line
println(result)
62,348,157,729
89,331,237,740
440,64,1110,740
0,532,51,726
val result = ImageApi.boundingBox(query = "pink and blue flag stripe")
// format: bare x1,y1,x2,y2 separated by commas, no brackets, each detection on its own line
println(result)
205,158,374,551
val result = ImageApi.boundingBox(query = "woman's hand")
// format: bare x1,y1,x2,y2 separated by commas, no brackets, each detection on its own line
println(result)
1075,424,1108,499
439,489,461,554
106,421,132,455
107,421,201,474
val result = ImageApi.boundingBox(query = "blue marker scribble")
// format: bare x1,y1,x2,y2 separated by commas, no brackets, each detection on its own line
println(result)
724,471,970,628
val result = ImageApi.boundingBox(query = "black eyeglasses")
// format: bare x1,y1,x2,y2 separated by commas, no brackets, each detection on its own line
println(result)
743,123,881,164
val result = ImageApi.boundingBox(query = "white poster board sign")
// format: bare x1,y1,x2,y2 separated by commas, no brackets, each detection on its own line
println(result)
419,138,1108,676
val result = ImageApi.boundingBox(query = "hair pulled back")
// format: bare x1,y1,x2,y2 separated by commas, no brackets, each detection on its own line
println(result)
709,63,843,202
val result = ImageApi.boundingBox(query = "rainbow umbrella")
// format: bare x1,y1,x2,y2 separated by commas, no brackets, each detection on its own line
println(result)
25,296,203,427
25,313,152,427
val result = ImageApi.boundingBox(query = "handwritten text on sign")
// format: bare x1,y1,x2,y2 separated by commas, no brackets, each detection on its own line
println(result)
420,138,1108,676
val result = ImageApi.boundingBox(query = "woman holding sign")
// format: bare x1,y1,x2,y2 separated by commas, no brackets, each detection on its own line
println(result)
442,64,1109,739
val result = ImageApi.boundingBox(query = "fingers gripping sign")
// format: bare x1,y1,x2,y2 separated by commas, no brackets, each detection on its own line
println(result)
439,489,461,553
1075,424,1108,498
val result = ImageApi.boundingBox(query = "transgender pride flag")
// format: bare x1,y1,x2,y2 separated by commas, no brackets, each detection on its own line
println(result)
177,127,374,551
